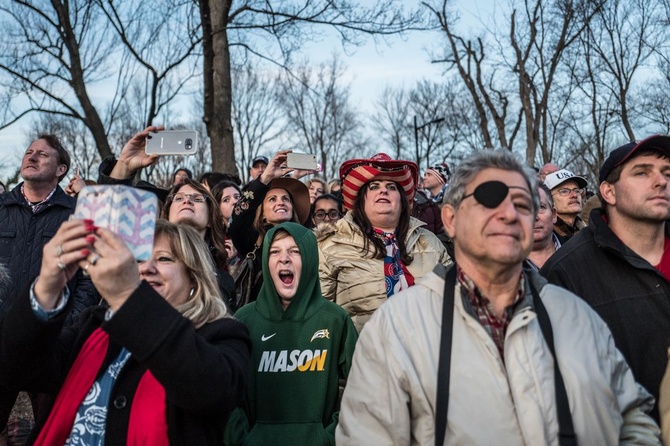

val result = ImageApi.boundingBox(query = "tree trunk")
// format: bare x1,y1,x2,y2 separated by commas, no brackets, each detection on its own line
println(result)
52,0,112,160
201,0,237,175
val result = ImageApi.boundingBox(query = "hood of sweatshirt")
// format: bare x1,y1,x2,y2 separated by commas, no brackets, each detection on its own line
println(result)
256,222,325,321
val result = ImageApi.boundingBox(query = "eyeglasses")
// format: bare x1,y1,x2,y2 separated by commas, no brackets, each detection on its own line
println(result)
553,188,584,197
462,181,530,209
313,210,342,220
168,193,207,204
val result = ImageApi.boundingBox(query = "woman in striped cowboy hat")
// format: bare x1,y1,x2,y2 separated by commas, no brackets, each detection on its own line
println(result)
317,153,452,332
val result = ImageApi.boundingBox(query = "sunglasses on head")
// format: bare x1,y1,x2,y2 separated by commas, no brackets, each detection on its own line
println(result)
462,180,529,209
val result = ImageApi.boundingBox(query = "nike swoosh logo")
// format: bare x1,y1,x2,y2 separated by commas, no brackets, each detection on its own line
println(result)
261,333,276,341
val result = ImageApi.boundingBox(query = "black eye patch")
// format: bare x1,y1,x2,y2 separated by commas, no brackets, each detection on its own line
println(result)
462,180,527,209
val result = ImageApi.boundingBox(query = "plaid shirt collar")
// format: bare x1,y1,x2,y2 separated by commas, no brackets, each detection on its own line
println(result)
457,266,525,360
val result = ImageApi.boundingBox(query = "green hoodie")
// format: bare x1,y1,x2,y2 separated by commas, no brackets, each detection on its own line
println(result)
225,222,358,446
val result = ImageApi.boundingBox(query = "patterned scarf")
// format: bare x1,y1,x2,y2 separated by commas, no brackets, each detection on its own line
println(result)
35,328,168,446
375,229,415,297
21,184,57,213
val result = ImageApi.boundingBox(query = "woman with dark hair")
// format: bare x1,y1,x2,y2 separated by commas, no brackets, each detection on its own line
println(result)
228,150,310,310
0,219,250,445
308,193,343,230
163,179,235,306
211,181,242,271
317,153,451,332
211,181,242,229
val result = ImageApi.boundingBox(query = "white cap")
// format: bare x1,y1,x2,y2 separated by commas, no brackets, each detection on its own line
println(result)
544,169,588,190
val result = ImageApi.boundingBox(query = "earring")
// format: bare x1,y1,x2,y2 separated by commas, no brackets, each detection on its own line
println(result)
189,287,195,298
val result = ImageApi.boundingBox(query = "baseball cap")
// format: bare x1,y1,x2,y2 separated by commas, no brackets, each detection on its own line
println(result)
251,155,269,167
599,135,670,183
544,169,587,190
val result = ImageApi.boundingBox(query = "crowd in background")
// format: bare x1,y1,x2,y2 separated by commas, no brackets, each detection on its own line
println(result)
0,127,670,444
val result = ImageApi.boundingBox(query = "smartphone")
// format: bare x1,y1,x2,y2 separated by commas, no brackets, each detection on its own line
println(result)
145,130,198,156
74,185,158,261
286,152,318,171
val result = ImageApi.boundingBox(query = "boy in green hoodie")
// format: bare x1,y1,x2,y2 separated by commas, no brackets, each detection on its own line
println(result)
225,222,358,445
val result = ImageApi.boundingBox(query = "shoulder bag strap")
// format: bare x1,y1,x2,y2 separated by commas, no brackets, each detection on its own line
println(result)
435,266,457,446
529,282,577,446
435,269,577,446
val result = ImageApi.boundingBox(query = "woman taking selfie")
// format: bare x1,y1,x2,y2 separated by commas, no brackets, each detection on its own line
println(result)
318,153,451,332
0,219,251,445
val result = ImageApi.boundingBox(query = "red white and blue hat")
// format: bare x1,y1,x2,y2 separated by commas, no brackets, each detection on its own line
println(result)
339,153,418,211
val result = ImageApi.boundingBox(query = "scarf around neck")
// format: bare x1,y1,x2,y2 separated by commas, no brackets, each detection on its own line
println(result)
34,328,169,446
375,229,414,297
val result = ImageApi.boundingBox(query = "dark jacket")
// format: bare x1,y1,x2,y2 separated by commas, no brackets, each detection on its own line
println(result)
225,223,358,445
0,282,251,445
411,190,444,236
0,184,98,323
228,178,271,304
541,207,670,421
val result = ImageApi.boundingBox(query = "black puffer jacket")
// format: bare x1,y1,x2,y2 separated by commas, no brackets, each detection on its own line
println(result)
0,184,98,324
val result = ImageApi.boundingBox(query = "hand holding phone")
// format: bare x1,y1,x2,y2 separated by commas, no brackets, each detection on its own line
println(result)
74,185,157,260
286,152,318,171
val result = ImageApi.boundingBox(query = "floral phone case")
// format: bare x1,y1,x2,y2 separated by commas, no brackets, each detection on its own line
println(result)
73,185,157,260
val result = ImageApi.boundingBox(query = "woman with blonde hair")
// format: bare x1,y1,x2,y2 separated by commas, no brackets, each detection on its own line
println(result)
0,219,250,445
305,176,327,204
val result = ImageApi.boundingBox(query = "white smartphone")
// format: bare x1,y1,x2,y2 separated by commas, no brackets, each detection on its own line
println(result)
286,152,318,171
145,130,198,156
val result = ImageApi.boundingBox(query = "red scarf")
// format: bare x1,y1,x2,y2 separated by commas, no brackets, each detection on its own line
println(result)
655,237,670,282
35,328,169,445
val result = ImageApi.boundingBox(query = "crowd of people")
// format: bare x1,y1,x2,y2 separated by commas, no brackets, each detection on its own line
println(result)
0,126,669,444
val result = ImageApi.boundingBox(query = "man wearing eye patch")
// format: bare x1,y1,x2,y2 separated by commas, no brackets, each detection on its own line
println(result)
337,150,659,444
542,135,670,423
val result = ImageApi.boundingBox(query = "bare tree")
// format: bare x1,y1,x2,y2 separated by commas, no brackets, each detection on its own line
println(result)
0,1,116,158
370,78,481,169
199,0,427,174
278,55,366,180
426,0,603,165
426,1,519,151
371,85,413,160
582,0,663,141
231,65,287,183
0,0,200,161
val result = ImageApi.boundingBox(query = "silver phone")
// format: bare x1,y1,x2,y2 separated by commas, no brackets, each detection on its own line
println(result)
145,130,198,156
286,152,318,171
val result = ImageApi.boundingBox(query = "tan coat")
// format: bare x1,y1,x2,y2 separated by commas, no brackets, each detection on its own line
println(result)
317,213,451,332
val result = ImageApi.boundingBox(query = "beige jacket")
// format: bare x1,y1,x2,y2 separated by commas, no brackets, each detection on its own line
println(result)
317,213,451,332
337,265,661,445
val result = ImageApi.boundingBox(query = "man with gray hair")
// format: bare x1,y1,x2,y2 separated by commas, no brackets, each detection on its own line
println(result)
337,150,659,444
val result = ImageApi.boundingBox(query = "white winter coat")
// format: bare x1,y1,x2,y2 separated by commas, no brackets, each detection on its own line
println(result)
337,265,660,445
